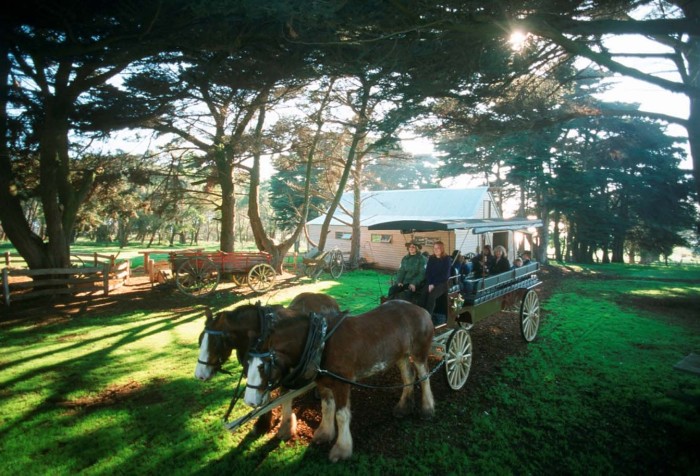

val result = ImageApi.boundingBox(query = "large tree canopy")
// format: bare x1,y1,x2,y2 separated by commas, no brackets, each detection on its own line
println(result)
1,0,696,271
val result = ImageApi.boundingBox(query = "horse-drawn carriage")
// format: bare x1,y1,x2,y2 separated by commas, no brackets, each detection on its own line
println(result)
369,217,543,390
194,218,543,460
169,250,276,297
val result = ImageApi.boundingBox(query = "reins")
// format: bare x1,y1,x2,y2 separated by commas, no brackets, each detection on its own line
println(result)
316,358,445,390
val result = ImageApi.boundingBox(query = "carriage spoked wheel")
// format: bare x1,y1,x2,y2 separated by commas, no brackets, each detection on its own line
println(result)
176,257,220,297
444,327,473,390
329,249,344,278
519,289,540,342
247,263,276,293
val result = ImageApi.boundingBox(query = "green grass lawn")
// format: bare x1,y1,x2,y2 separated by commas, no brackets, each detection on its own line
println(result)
1,264,699,475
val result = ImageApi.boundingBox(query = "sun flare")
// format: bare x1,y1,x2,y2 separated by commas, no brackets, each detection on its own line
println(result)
509,31,528,51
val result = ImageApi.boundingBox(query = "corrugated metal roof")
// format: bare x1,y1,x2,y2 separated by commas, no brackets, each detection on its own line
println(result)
307,187,494,226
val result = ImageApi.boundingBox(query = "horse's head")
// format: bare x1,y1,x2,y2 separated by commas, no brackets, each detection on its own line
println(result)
194,309,237,381
194,303,282,381
244,314,322,407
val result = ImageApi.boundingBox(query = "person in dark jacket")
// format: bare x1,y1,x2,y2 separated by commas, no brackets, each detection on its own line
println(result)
521,251,532,266
491,245,511,275
421,240,451,318
471,244,495,278
388,241,427,302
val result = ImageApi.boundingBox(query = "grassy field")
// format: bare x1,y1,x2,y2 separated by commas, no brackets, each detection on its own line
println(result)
1,263,699,475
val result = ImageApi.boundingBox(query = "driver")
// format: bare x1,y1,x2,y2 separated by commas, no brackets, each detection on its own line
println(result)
387,241,427,302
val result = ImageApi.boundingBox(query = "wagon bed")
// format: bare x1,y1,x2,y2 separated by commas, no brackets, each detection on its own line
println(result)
169,250,275,297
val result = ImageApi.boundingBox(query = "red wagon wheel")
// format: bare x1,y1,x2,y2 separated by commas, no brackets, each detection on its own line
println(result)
175,257,219,297
519,289,540,342
247,263,275,293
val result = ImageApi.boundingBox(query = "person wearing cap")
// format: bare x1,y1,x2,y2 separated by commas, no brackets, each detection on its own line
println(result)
388,241,427,302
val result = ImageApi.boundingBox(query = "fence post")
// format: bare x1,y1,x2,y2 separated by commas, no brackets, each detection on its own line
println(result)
103,263,110,296
2,268,9,306
4,251,9,268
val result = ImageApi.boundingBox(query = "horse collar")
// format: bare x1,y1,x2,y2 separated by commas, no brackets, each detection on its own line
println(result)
280,312,328,389
252,304,278,352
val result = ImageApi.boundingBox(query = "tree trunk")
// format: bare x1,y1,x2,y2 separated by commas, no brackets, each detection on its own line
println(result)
218,153,235,252
350,158,363,269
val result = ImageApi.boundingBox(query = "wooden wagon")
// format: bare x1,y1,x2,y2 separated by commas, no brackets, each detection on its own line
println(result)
169,250,275,297
301,248,345,279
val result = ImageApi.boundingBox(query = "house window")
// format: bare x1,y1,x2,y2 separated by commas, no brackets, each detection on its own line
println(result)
371,234,392,243
335,232,352,240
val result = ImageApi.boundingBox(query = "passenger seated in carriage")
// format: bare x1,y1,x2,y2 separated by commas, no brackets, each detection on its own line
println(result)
387,241,427,303
420,240,451,324
491,245,511,275
471,244,495,278
521,250,532,266
450,250,472,293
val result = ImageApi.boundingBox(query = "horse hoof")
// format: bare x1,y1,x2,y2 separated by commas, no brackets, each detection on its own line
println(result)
392,405,411,418
329,444,352,462
420,408,435,421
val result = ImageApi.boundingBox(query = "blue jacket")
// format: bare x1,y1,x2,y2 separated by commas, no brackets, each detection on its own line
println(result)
425,255,451,286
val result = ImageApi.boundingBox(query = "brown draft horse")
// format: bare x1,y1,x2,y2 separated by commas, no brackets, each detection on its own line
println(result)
244,299,436,462
194,292,340,439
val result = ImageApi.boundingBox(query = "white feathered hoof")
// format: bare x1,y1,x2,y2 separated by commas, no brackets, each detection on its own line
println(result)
329,442,353,462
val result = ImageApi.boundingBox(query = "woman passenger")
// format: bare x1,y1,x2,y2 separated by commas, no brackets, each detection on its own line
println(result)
491,245,511,275
421,241,451,320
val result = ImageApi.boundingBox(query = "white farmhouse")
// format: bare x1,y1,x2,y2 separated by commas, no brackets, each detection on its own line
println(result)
306,187,539,270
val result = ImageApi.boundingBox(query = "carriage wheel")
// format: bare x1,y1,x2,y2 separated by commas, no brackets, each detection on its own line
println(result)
519,289,540,342
248,263,275,293
444,327,472,390
175,257,219,297
329,250,344,278
303,264,315,278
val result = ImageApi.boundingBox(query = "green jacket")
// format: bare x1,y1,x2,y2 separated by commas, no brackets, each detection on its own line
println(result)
396,253,427,287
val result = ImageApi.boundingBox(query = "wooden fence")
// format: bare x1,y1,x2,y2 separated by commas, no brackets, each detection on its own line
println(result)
1,253,131,306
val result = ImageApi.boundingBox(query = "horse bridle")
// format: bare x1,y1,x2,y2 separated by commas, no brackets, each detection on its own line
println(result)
247,310,337,394
198,328,235,376
199,303,278,377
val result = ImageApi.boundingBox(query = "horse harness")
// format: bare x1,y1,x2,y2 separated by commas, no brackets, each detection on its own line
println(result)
247,310,338,392
199,302,278,377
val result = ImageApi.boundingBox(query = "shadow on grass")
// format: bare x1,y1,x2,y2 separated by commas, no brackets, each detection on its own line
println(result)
0,309,205,440
40,377,225,474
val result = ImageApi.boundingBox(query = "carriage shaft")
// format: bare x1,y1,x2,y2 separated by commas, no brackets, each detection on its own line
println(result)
222,382,316,433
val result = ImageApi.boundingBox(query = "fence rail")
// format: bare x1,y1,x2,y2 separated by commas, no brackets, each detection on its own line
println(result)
2,257,131,306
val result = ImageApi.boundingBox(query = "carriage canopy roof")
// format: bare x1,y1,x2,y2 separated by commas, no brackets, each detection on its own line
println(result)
367,217,543,234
